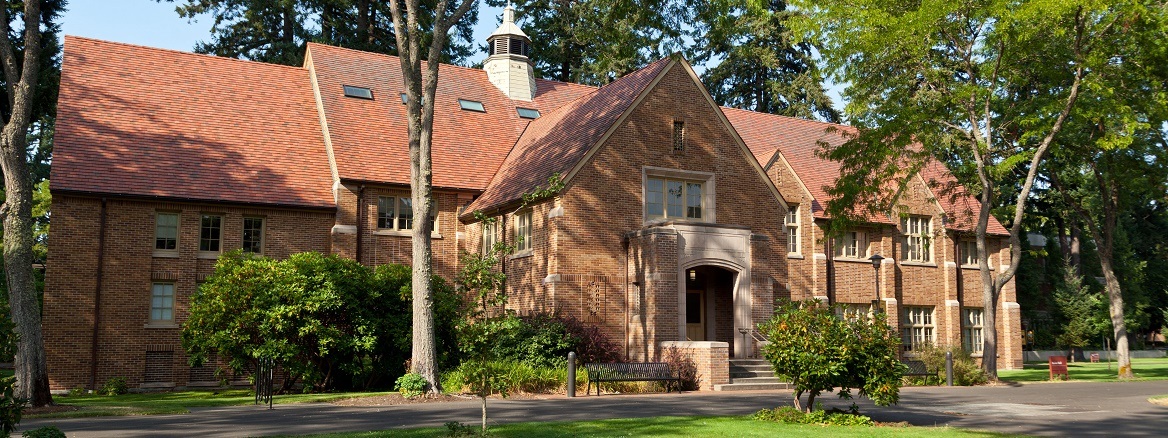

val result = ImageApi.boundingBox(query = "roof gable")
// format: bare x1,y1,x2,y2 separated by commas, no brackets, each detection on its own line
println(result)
305,43,593,191
463,57,673,215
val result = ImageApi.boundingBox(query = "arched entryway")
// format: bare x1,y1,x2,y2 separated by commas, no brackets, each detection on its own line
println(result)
683,265,738,352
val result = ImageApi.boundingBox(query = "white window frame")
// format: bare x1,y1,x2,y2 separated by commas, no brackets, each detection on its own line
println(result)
150,283,175,324
376,195,438,235
962,308,984,353
154,212,179,258
785,205,800,254
959,239,978,267
834,230,866,259
515,211,532,253
901,306,935,352
642,167,716,224
837,303,873,321
482,221,498,255
901,216,933,263
242,217,265,254
198,214,223,258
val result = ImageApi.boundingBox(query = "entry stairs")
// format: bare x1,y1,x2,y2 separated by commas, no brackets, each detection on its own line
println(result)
712,358,790,391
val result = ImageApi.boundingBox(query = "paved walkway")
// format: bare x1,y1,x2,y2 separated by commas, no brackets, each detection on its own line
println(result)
19,380,1168,437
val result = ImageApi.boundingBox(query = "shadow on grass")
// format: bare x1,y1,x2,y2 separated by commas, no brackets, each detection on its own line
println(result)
292,416,1013,438
30,390,393,419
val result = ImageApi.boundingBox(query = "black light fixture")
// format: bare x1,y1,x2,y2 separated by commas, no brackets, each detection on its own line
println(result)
868,254,885,312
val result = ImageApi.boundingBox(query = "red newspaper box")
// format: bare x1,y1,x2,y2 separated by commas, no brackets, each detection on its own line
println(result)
1049,356,1069,380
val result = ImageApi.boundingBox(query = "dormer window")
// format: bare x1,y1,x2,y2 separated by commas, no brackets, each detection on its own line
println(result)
400,93,408,104
343,85,373,99
517,107,540,119
458,99,485,112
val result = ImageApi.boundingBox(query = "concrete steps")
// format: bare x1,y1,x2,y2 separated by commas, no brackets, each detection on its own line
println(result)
714,359,790,391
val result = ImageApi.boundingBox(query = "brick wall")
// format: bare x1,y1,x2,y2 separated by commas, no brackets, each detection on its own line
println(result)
44,195,334,390
659,341,729,391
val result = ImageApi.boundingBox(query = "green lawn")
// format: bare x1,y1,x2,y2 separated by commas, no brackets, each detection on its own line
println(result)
292,416,1012,438
998,357,1168,383
32,390,392,418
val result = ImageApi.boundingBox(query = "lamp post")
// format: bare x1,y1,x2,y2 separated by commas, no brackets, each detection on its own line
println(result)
868,254,884,313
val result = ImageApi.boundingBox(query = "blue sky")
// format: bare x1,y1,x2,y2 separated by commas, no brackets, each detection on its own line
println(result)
60,1,505,58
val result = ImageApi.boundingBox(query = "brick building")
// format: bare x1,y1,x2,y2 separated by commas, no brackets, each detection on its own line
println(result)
45,9,1020,392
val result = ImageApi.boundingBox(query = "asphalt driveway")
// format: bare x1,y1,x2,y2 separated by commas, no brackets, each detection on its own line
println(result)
18,380,1168,437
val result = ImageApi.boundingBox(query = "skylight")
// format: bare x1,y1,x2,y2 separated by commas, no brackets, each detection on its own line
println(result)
343,85,373,100
400,93,408,104
458,99,485,112
516,108,540,119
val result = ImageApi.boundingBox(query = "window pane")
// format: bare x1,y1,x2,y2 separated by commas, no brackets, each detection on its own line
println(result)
397,198,414,230
686,183,702,219
647,178,664,217
155,213,178,250
666,180,684,218
199,215,221,252
151,283,174,322
377,197,393,229
243,218,263,253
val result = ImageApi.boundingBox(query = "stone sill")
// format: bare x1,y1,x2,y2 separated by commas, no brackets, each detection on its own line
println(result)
787,253,804,260
900,261,937,268
509,250,533,260
144,323,178,329
152,251,179,259
372,229,443,239
832,257,871,264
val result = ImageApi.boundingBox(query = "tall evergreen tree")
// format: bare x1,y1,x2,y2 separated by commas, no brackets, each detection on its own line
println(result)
690,0,839,122
160,0,478,66
485,0,688,85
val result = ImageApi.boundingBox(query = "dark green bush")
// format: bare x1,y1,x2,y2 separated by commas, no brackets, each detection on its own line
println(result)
22,426,65,438
0,377,24,436
394,373,428,398
99,377,128,396
915,344,988,386
759,300,903,412
183,251,464,392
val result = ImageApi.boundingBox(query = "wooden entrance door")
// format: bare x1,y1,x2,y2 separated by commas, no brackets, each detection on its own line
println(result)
686,290,705,341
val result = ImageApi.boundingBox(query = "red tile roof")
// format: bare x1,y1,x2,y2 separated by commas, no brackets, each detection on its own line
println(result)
464,57,673,214
306,43,593,191
53,36,335,208
53,37,1001,236
726,106,1007,234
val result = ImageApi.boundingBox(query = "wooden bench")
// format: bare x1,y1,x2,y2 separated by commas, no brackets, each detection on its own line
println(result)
583,362,681,396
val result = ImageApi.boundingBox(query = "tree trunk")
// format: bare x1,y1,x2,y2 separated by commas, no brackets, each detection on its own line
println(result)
805,391,817,413
0,0,49,407
481,395,488,433
1,128,51,407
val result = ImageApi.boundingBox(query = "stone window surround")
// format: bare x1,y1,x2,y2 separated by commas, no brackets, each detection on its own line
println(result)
785,204,800,255
642,166,716,225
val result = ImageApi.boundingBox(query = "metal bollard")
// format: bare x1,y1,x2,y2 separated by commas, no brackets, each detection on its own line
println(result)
945,351,954,387
567,352,576,398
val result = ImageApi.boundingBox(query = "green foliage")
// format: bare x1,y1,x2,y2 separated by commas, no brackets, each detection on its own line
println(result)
914,345,988,387
66,387,85,397
162,0,480,66
0,377,24,436
519,173,565,210
21,426,64,438
394,373,428,399
752,406,874,426
182,251,463,392
485,1,689,85
1053,263,1107,350
443,421,477,437
98,377,128,396
689,0,839,122
759,300,903,411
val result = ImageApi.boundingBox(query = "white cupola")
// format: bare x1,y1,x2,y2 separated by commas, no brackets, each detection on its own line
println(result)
483,5,536,101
